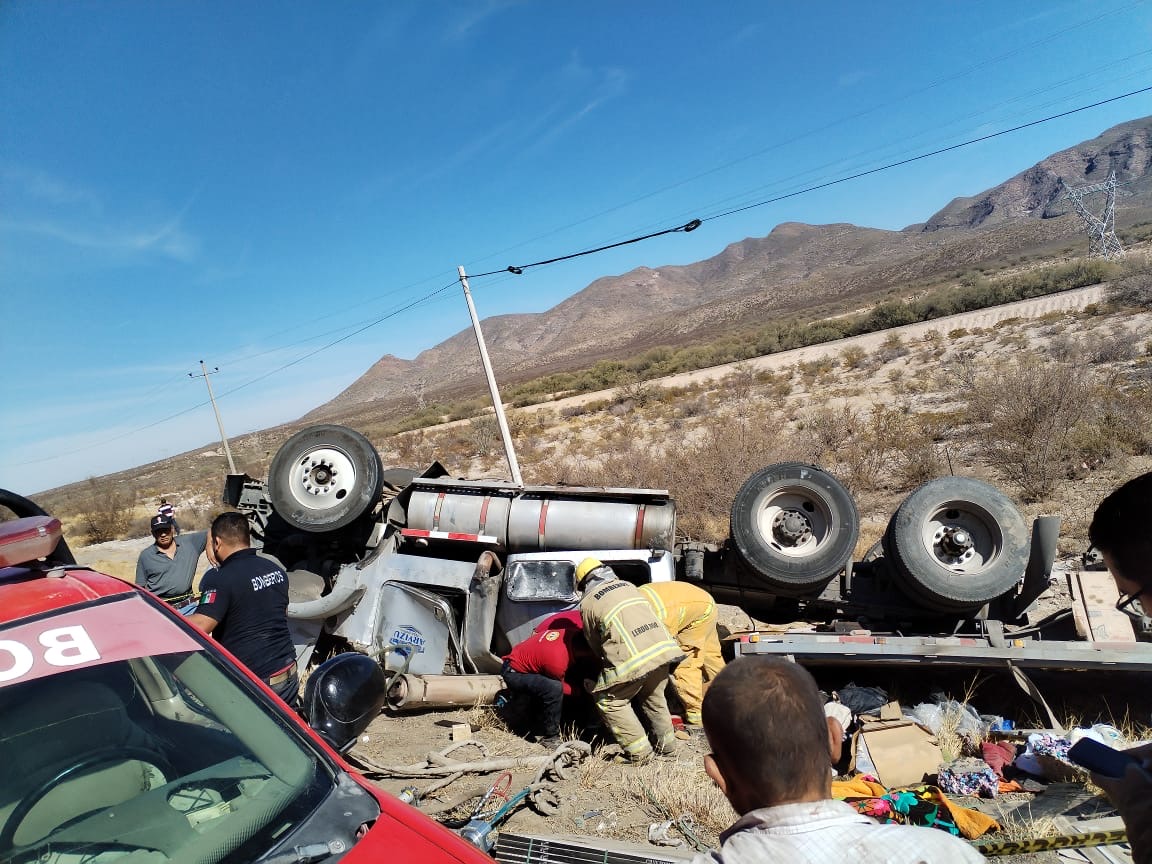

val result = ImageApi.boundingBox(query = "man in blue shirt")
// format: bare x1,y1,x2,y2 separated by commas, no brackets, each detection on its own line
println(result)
135,515,207,606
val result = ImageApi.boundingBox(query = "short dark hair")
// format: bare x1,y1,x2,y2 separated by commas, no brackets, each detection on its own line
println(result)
211,511,251,548
701,657,829,805
1089,471,1152,591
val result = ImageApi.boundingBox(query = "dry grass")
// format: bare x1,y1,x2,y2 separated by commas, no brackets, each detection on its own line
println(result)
622,757,732,846
992,809,1062,843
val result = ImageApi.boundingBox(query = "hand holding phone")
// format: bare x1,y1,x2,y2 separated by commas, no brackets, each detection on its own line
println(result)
1068,738,1140,778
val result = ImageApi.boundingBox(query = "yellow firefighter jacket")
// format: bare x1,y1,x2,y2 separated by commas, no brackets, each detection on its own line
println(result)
638,581,716,634
580,575,683,693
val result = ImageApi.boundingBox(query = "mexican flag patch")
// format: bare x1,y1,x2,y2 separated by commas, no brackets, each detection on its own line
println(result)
200,590,217,605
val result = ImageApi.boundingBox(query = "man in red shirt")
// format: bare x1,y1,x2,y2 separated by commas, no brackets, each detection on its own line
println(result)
501,621,589,748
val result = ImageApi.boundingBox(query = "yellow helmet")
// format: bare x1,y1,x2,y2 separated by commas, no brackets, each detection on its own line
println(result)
575,557,604,587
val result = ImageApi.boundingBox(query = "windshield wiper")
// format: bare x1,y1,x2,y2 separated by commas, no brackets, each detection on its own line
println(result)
264,840,344,864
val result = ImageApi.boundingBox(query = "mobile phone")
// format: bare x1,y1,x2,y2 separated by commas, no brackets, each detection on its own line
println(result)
1068,738,1140,778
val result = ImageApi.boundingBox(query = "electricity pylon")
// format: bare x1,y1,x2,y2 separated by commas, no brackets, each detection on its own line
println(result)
1060,170,1124,259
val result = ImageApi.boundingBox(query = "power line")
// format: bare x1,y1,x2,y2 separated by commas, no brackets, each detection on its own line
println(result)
451,0,1147,273
701,85,1152,224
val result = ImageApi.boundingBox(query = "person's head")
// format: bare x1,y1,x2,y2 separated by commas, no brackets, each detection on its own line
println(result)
210,512,251,562
1090,472,1152,620
575,557,613,591
701,657,841,815
150,515,175,549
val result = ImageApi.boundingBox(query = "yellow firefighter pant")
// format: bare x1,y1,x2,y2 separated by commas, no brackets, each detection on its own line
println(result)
672,610,725,726
594,664,677,760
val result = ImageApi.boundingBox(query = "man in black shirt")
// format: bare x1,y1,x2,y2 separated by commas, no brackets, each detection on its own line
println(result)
188,512,300,707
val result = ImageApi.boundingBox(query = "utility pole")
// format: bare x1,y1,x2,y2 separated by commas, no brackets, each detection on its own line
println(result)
1061,171,1124,259
189,360,238,475
457,266,523,486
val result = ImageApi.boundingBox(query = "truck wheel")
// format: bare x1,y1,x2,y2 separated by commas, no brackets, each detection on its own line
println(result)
730,463,859,591
885,476,1029,611
269,425,383,532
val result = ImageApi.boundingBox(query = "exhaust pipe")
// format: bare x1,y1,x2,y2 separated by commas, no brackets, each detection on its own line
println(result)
386,674,505,712
462,551,504,674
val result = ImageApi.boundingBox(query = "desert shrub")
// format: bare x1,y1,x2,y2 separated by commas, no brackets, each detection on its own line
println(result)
465,413,501,456
79,477,135,543
793,403,859,463
722,362,760,402
840,345,867,369
616,375,658,408
959,356,1098,501
798,357,835,384
865,300,917,331
1047,333,1083,362
1106,258,1152,308
825,403,942,493
1089,330,1139,365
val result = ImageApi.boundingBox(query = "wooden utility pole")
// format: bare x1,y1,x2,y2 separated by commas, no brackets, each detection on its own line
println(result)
189,360,238,475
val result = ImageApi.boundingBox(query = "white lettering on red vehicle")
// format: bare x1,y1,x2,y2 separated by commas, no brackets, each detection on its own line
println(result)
0,626,101,682
0,597,203,688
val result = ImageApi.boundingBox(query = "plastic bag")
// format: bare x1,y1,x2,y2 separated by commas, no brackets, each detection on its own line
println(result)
905,700,986,738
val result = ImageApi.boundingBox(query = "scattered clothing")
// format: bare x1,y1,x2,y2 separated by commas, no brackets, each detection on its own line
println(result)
689,799,986,864
831,777,999,839
1028,732,1072,762
938,758,1000,798
980,741,1017,779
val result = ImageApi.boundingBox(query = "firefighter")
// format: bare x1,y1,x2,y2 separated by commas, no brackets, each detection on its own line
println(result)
576,558,684,763
638,581,724,727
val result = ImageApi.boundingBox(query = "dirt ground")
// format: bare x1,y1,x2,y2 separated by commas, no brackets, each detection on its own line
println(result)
338,660,1143,862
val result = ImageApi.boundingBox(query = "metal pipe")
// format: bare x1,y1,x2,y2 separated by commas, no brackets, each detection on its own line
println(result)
386,673,505,711
287,579,364,620
457,266,523,486
463,551,504,674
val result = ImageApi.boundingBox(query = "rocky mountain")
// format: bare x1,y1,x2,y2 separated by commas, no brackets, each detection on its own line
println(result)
922,116,1152,231
309,116,1152,420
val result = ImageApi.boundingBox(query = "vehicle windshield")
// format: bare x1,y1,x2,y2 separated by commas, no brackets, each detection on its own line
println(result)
0,596,333,864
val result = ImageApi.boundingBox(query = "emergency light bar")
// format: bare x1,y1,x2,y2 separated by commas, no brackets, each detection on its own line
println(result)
0,516,63,567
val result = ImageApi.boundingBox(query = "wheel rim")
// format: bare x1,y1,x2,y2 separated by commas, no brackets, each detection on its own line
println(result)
754,488,834,558
286,446,358,511
918,499,1003,574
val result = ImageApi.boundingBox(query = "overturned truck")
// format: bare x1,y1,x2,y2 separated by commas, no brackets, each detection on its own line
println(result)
226,425,1152,710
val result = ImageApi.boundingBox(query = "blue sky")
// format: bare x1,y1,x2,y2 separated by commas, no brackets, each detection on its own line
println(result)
3,1,1151,495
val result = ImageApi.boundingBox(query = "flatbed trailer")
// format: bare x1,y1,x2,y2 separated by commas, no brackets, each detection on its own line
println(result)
733,631,1152,671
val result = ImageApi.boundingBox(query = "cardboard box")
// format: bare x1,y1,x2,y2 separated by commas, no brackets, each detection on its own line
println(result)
853,719,941,788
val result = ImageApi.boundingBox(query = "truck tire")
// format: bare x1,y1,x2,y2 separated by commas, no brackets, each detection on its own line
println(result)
730,463,859,591
269,425,383,532
885,476,1029,612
